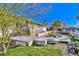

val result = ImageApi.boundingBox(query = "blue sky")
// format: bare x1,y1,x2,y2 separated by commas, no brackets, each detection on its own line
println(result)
15,3,78,27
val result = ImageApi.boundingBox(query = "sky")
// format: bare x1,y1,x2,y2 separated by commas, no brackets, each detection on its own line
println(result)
15,3,79,27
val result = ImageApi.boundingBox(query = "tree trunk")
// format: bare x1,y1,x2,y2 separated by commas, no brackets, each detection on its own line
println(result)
2,27,8,54
3,43,6,54
6,30,12,50
2,32,7,54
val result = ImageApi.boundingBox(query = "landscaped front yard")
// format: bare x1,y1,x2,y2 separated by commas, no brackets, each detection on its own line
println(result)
0,46,62,56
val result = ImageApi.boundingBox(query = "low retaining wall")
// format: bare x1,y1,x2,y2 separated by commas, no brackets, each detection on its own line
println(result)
12,36,33,46
38,31,53,37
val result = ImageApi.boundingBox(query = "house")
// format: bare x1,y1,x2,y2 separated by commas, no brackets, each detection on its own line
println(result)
26,19,53,37
28,20,48,37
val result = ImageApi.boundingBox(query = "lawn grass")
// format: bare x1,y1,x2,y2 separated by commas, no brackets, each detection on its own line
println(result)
1,46,62,56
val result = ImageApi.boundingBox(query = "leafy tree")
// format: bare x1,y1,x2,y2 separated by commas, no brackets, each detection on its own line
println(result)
53,20,62,26
13,16,27,35
52,20,62,30
0,9,15,54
